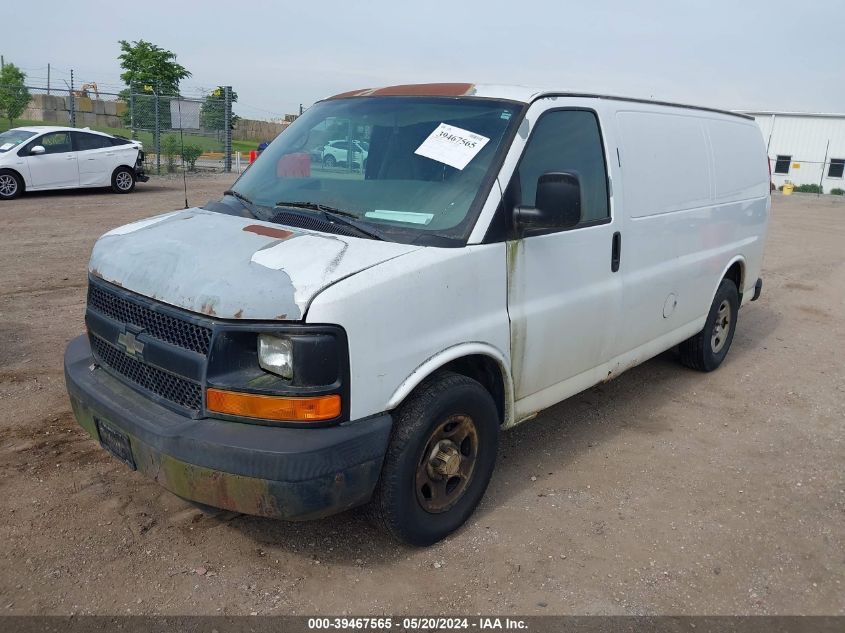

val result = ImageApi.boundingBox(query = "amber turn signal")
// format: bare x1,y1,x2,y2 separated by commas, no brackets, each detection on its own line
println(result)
206,389,341,422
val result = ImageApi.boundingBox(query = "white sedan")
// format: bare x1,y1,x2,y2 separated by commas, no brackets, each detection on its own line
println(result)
0,126,148,200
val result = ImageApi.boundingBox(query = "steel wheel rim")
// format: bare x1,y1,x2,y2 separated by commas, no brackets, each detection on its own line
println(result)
0,174,17,197
116,172,132,190
415,414,479,514
711,299,732,353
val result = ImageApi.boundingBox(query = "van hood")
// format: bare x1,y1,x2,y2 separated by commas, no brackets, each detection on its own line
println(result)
89,208,419,320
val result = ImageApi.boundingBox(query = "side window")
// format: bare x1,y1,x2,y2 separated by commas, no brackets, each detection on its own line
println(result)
38,132,73,155
73,132,112,151
828,158,844,179
774,155,791,174
516,110,609,225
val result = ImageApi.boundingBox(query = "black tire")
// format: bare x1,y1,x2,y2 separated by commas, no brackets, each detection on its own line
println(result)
323,154,336,168
0,170,23,200
111,167,136,194
679,278,739,372
373,371,500,546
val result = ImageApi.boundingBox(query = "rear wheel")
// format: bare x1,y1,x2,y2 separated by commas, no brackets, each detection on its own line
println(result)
373,371,499,546
111,167,136,193
0,171,23,200
679,278,739,371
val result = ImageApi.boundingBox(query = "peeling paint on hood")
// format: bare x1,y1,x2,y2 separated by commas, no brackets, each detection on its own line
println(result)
89,208,419,320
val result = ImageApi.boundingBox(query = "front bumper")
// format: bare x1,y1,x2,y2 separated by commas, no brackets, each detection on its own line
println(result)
64,335,392,520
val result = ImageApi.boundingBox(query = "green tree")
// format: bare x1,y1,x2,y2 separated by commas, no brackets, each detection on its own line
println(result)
200,86,240,145
118,39,191,95
118,40,191,130
0,63,32,127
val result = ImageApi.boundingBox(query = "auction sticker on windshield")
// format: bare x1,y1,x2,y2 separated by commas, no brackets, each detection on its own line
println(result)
414,123,490,170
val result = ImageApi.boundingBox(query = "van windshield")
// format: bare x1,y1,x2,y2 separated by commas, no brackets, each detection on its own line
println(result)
229,97,522,244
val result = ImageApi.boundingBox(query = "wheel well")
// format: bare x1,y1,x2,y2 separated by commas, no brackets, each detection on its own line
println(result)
724,261,744,298
438,355,506,425
0,168,25,192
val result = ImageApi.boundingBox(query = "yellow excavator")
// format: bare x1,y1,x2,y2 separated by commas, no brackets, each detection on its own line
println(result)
72,82,100,99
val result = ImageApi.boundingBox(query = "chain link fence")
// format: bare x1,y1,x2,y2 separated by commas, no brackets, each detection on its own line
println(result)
1,83,236,174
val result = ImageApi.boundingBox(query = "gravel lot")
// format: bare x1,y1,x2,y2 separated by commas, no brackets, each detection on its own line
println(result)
0,177,842,615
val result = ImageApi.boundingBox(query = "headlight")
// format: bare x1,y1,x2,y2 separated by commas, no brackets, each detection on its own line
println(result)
258,334,293,379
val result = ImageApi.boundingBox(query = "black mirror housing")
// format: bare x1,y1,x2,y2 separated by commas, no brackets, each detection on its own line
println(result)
514,171,582,231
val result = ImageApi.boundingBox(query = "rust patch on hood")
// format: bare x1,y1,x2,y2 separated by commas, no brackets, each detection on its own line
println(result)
243,225,294,239
329,83,476,99
233,309,244,319
200,301,217,316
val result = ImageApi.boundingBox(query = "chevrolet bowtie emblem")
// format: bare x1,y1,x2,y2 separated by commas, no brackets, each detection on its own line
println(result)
117,331,145,359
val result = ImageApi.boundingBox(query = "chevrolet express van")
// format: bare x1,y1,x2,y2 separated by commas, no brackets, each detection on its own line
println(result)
64,83,769,545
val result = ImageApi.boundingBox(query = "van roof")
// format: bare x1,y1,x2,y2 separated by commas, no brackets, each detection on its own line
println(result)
326,83,753,121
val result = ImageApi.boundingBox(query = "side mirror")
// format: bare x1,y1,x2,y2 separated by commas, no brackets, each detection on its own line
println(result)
514,172,582,231
30,145,46,155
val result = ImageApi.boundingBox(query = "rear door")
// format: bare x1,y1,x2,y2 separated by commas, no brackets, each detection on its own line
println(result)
505,103,622,417
73,131,119,187
24,131,79,189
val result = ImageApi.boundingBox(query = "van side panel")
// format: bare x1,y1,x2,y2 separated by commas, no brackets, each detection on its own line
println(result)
617,111,712,217
613,106,769,361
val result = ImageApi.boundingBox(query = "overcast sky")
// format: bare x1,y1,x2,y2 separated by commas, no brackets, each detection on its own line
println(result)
4,0,842,119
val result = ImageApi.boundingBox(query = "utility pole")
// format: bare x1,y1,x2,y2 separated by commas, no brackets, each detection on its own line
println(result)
154,82,161,175
69,69,76,127
1,55,4,71
47,63,51,95
224,86,232,173
299,103,303,116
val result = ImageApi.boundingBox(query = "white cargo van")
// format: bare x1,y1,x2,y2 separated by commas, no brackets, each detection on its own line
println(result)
65,83,769,545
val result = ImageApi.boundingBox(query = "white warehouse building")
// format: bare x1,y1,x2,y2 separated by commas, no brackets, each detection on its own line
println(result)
742,111,845,193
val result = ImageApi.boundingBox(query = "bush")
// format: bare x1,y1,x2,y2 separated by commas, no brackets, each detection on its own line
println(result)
793,184,823,194
181,144,203,171
161,135,180,173
830,188,844,196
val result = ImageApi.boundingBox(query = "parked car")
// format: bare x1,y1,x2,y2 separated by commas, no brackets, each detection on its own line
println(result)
64,84,769,546
321,138,368,168
0,126,148,200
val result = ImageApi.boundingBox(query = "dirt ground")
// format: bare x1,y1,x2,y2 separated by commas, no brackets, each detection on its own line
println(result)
0,177,842,616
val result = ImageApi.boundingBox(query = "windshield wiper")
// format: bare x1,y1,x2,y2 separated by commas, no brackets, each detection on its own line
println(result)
224,190,264,219
274,200,386,241
275,200,355,217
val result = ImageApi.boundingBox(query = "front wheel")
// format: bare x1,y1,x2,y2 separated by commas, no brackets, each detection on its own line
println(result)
322,154,336,168
111,167,136,193
679,278,739,371
0,171,23,200
373,371,499,546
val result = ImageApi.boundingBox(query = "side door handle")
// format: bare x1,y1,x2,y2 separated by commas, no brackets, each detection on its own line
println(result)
611,231,622,273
